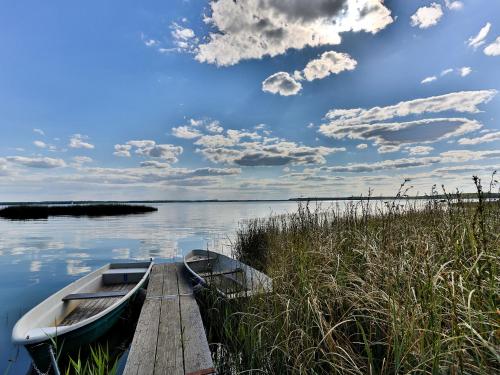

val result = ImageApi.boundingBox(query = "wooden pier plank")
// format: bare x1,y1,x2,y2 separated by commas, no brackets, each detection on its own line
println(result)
124,263,215,375
123,266,164,375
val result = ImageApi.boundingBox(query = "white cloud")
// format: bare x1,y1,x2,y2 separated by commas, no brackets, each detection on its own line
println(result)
318,148,500,173
172,126,202,139
114,144,131,157
467,22,491,49
410,3,443,29
323,90,496,125
444,0,463,10
459,66,472,77
171,22,198,53
6,156,66,168
72,156,93,167
320,90,496,152
262,72,302,96
33,140,47,148
196,0,392,66
140,160,172,169
33,128,45,136
206,121,224,134
441,68,454,76
69,134,94,149
127,140,183,163
356,143,368,150
458,131,500,145
484,36,500,56
421,76,437,84
172,119,224,138
322,156,442,172
406,146,434,156
262,50,356,95
302,51,357,81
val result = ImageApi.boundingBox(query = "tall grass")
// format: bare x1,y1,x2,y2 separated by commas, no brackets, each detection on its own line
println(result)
64,344,118,375
200,181,499,374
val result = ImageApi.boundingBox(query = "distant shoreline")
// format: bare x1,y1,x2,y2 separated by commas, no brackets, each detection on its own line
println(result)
0,192,498,206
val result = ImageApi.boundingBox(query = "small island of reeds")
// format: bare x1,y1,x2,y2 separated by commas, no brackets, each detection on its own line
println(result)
0,204,157,220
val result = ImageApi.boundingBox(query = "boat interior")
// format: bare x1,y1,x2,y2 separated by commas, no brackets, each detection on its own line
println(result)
58,263,150,326
185,252,249,295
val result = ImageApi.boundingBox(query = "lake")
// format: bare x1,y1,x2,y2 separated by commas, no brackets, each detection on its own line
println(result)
0,201,306,374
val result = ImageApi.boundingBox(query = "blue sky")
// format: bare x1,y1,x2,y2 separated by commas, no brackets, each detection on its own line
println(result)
0,0,499,200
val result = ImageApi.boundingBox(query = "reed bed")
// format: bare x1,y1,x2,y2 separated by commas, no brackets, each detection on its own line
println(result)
200,181,500,374
0,204,157,220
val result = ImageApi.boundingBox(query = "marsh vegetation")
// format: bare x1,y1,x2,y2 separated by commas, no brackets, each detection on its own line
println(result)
0,204,157,220
199,179,500,374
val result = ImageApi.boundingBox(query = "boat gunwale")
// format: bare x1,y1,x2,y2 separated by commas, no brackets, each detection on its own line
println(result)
12,260,153,345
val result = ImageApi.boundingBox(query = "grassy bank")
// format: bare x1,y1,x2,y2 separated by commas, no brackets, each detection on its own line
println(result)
0,204,157,220
200,188,499,373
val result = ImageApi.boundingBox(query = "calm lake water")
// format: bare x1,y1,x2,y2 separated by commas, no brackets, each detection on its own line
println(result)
0,201,306,374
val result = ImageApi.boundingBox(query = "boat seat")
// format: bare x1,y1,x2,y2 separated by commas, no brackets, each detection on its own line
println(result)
62,290,128,301
102,268,148,285
199,268,243,277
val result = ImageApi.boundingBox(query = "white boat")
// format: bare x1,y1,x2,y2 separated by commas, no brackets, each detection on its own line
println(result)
12,260,153,371
184,249,272,298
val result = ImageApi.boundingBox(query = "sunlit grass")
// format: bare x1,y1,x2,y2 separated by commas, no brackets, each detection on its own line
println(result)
200,179,500,374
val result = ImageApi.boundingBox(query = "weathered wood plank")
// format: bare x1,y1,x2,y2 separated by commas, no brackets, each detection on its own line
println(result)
154,296,184,375
123,298,161,375
123,265,164,375
180,295,214,375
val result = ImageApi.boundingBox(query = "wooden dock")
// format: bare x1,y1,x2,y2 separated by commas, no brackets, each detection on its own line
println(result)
124,263,215,375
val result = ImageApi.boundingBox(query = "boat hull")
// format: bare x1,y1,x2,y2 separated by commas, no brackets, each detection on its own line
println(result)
26,292,131,372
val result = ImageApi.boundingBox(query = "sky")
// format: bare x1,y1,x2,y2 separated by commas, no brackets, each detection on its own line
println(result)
0,0,499,201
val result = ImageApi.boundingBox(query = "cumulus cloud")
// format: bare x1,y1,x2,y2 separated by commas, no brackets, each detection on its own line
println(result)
444,0,463,10
172,118,224,138
302,51,357,81
322,156,442,172
468,22,491,49
6,156,66,168
263,50,357,95
262,72,302,96
406,145,434,156
206,121,224,134
319,148,500,173
172,126,202,139
195,0,392,66
33,128,45,136
356,143,368,150
459,66,472,77
484,36,500,56
125,140,183,163
69,134,95,149
421,76,437,84
181,121,345,167
458,131,500,145
323,90,496,125
410,3,443,29
72,156,93,167
114,144,131,157
171,22,198,53
319,90,496,153
33,140,47,148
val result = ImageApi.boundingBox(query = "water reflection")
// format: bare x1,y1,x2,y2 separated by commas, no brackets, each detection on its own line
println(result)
0,201,300,374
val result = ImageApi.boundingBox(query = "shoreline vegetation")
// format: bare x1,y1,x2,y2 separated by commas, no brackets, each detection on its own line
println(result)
198,182,499,374
0,204,157,220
